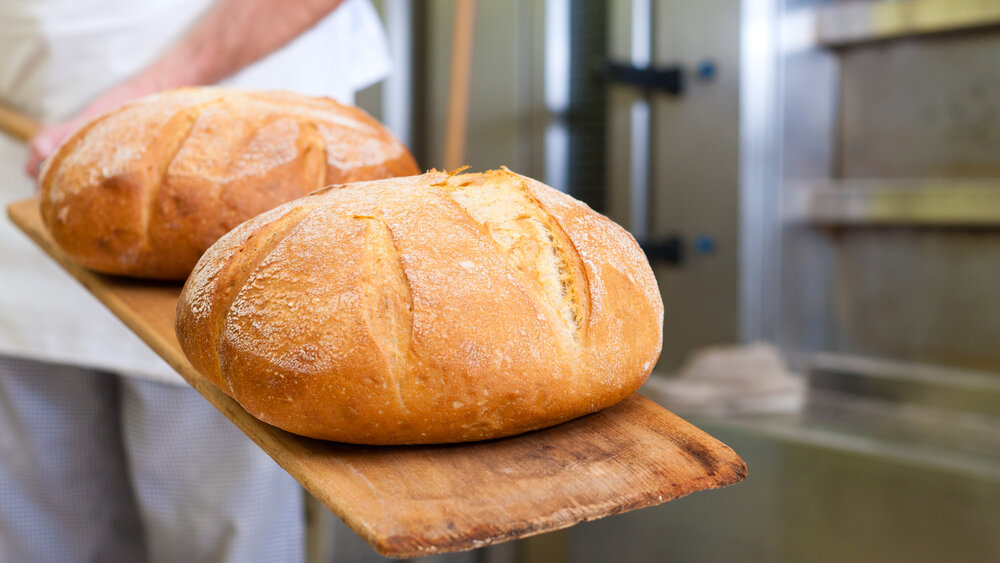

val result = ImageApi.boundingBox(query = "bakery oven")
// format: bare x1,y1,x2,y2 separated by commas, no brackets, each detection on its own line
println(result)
565,0,1000,561
337,1,1000,560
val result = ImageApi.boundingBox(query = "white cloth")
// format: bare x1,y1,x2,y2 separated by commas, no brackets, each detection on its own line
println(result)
0,356,305,562
642,342,806,416
0,0,392,384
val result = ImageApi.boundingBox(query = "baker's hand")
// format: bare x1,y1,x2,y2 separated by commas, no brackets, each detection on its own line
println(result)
24,79,155,179
25,118,87,179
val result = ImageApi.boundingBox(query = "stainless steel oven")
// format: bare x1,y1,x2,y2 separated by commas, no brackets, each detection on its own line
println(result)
341,2,1000,561
574,1,1000,561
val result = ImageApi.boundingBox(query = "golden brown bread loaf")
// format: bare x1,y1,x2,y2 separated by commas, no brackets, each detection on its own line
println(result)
39,87,420,279
176,168,663,444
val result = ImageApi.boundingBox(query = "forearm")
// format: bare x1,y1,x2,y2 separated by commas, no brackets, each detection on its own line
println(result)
27,0,345,176
131,0,345,92
105,0,344,101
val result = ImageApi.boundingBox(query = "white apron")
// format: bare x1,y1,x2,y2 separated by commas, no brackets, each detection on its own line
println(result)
0,0,391,384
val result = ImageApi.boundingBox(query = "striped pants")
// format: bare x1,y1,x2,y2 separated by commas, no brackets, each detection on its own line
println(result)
0,356,304,562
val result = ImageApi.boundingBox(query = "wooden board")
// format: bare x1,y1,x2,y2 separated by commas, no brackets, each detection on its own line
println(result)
6,198,747,557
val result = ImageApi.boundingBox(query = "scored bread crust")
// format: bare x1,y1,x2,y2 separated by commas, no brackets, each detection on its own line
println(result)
39,87,420,279
176,169,663,444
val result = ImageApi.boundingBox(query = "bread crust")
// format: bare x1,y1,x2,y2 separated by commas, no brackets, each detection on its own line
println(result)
176,169,663,444
40,87,420,279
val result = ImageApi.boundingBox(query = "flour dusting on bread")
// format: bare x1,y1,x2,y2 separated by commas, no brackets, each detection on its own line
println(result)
40,87,419,279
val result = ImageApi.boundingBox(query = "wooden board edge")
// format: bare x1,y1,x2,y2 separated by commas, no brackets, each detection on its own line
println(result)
374,451,747,558
371,397,748,557
8,200,194,385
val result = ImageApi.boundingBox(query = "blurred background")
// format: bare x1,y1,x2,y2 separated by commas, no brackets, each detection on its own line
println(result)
317,0,1000,561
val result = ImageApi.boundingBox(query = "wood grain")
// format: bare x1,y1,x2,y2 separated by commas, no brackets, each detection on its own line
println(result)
443,0,477,171
0,103,40,142
7,198,747,557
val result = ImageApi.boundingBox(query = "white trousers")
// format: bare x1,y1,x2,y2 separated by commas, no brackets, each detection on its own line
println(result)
0,356,304,562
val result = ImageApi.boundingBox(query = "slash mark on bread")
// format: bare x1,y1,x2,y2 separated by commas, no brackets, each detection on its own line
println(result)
357,214,414,413
435,171,589,346
212,205,319,394
142,100,219,249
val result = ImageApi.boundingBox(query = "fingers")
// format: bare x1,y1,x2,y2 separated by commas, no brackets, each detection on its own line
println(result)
26,143,49,179
25,126,67,180
23,90,136,180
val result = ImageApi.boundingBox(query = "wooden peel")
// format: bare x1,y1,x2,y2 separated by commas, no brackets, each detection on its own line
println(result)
7,198,746,557
0,103,40,142
443,0,477,170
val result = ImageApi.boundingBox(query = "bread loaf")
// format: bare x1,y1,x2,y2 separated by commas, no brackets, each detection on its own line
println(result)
39,87,419,279
176,168,663,444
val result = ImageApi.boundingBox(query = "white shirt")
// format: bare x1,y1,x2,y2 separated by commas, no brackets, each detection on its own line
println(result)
0,0,391,384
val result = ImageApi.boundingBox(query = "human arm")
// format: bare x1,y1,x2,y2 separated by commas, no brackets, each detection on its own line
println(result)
26,0,345,176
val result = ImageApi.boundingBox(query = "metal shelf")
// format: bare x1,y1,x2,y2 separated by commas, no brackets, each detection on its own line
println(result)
785,179,1000,226
807,352,1000,419
814,0,1000,48
642,350,1000,482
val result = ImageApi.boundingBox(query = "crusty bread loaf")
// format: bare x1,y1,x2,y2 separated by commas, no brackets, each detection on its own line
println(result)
176,168,663,444
39,87,419,279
